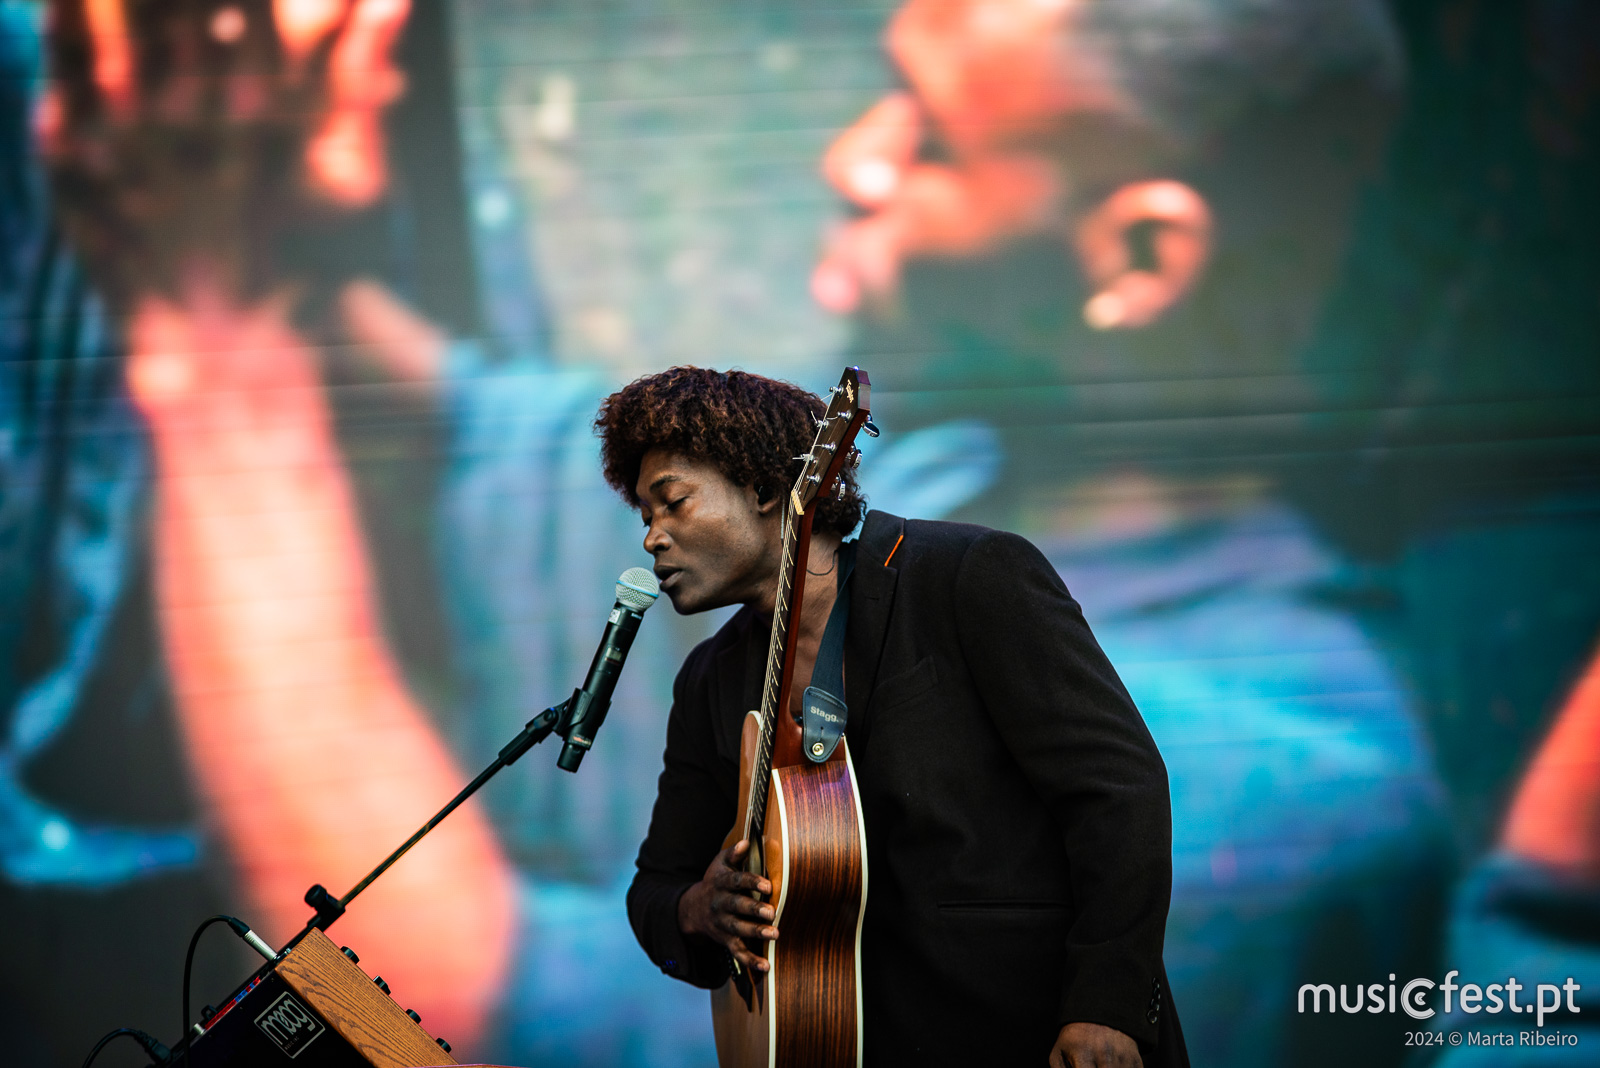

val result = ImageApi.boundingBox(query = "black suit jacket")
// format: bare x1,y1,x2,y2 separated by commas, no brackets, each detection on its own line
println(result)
628,511,1188,1067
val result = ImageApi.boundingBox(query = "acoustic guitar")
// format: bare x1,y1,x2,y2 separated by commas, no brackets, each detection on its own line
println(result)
710,367,873,1068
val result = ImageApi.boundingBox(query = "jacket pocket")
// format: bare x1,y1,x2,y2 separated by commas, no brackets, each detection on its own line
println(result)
870,655,939,714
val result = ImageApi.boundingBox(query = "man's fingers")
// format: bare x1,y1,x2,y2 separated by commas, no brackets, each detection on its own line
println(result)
710,890,778,939
1052,1024,1141,1068
707,841,752,878
712,889,774,922
273,0,347,65
1056,1048,1097,1068
719,932,770,974
714,868,769,895
338,279,446,382
303,0,406,205
328,0,408,108
715,841,772,893
82,0,134,113
727,939,768,974
706,837,779,970
716,913,778,943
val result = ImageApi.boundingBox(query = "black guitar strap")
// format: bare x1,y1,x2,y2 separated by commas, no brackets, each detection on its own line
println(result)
801,541,856,764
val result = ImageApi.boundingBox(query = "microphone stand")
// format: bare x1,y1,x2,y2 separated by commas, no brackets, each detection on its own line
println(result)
284,573,650,944
168,695,581,1062
289,695,578,949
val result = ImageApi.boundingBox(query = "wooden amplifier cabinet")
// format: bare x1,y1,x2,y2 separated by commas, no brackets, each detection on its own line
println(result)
187,928,513,1068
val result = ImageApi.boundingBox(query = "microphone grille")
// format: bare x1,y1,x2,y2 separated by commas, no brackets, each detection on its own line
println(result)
616,567,661,612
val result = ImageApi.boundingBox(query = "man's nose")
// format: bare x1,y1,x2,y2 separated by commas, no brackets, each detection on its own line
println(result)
643,523,669,555
821,92,922,210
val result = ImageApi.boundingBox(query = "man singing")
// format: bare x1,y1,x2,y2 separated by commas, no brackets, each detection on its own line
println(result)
599,367,1187,1068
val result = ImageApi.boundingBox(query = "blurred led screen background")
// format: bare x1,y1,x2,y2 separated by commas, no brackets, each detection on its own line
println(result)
3,0,1598,1065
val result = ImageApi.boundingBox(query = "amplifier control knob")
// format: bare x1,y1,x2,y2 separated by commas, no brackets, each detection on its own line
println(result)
373,976,391,995
341,946,359,964
436,1038,451,1053
406,1009,422,1024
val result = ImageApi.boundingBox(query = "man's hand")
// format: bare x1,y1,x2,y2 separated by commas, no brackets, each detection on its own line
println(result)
40,0,409,308
1051,1022,1143,1068
677,839,779,974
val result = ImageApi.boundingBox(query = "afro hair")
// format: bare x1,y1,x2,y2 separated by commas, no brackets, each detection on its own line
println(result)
594,366,866,538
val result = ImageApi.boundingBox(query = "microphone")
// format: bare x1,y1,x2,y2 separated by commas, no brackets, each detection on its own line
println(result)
556,567,661,772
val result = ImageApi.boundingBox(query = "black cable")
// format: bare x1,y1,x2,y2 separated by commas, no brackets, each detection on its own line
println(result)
181,914,249,1068
81,1028,139,1068
81,913,267,1068
81,1027,169,1068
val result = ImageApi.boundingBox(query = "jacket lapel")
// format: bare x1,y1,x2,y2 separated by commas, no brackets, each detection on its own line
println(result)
845,510,903,742
712,607,762,760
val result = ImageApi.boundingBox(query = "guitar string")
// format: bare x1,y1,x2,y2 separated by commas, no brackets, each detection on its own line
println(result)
753,521,793,827
744,397,852,846
758,519,796,815
746,505,795,842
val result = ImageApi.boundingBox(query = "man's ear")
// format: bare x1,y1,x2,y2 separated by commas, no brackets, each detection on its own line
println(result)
753,483,780,515
1072,180,1212,330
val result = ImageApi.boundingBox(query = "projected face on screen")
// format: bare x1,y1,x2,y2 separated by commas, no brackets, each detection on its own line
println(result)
811,0,1211,334
811,0,1401,376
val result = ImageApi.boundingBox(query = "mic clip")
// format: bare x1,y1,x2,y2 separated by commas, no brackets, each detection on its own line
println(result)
555,687,599,773
498,701,570,766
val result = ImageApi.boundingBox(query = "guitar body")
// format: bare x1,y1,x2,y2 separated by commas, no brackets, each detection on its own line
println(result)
711,710,868,1068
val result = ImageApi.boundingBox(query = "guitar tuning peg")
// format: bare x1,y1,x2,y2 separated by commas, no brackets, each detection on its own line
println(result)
850,448,862,468
863,420,880,438
813,416,825,428
792,455,812,463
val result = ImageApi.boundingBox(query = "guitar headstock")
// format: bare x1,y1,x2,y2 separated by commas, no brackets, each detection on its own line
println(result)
791,366,875,514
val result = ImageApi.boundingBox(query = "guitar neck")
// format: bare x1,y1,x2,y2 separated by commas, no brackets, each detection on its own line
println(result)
743,500,815,846
738,364,871,855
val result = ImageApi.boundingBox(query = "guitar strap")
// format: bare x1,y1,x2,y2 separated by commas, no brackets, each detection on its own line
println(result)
801,540,856,764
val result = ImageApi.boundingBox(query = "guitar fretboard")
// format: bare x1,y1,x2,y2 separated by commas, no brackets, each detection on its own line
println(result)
743,501,802,846
734,366,869,861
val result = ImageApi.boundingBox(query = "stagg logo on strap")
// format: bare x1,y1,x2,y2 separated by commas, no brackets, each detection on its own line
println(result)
801,685,847,763
254,991,325,1058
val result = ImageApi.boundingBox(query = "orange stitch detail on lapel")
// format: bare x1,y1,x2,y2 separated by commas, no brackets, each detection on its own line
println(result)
884,532,904,566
